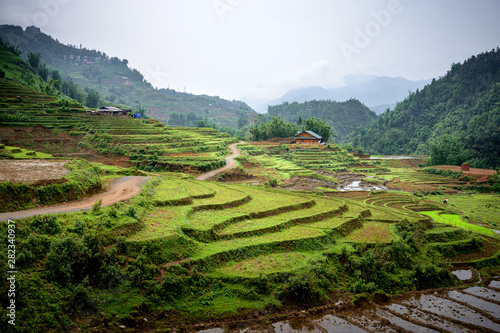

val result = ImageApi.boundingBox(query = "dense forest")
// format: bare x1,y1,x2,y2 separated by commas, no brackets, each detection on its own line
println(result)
267,99,377,142
347,48,500,169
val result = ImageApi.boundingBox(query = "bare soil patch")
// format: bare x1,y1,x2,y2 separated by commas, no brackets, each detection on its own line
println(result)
0,159,70,184
434,165,496,176
85,154,132,168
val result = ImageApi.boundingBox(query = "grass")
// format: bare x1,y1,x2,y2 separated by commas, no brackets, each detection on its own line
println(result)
193,225,327,260
217,216,287,235
308,216,353,230
419,210,496,237
191,182,248,207
344,222,395,243
185,209,245,231
425,226,459,234
218,197,343,235
224,184,312,213
129,206,190,240
153,178,190,203
1,145,54,159
214,252,321,277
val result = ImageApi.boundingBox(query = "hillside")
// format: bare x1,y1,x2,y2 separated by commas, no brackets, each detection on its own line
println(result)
346,48,500,168
1,23,500,333
0,42,236,173
267,99,378,142
0,24,257,128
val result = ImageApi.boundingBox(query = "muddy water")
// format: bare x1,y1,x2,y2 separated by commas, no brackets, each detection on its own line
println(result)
452,269,473,280
448,290,500,316
401,294,500,331
490,280,500,288
337,180,386,192
199,278,500,333
376,308,440,333
386,303,469,333
312,315,366,332
463,286,500,301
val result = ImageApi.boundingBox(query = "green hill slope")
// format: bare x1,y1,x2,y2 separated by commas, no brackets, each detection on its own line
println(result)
267,99,378,142
0,24,257,128
0,42,236,173
347,48,500,168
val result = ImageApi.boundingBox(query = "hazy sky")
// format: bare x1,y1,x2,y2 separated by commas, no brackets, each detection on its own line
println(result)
1,0,499,103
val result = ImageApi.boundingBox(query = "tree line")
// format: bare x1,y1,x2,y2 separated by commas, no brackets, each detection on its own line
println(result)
248,115,332,142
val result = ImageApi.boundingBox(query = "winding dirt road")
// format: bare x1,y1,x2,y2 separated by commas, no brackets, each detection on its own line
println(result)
195,142,243,180
1,142,242,221
0,176,149,221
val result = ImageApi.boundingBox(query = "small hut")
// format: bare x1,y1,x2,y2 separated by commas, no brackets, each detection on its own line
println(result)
294,130,322,145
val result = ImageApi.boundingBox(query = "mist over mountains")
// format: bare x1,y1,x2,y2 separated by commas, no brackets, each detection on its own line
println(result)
246,75,432,114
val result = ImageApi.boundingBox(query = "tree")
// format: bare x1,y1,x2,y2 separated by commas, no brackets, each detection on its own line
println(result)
28,52,41,69
186,111,198,126
301,117,331,142
136,104,145,117
85,89,100,108
249,116,297,141
297,116,303,126
237,116,249,129
38,62,49,82
50,69,61,89
428,135,470,166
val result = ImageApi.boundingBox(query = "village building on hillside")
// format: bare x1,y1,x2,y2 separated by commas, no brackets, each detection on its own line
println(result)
86,106,131,116
294,130,322,145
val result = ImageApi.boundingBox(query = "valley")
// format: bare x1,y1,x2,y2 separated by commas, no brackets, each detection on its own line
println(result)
0,23,498,333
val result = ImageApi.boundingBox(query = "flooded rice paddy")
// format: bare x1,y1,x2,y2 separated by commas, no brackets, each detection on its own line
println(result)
197,275,500,333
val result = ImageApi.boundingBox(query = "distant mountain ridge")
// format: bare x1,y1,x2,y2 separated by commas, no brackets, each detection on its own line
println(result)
267,75,432,114
0,24,256,128
347,48,500,169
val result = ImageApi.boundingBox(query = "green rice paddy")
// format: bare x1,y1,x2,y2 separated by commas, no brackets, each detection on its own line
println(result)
419,210,496,237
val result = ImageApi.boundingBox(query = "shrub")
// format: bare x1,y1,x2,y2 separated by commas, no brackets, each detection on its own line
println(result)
30,215,61,235
68,220,86,235
45,237,80,282
412,263,454,289
92,199,102,214
126,205,137,218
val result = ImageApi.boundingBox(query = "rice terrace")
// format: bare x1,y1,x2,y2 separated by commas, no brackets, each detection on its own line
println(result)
0,21,500,333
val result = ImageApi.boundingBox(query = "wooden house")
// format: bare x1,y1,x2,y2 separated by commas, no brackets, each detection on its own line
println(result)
294,130,322,144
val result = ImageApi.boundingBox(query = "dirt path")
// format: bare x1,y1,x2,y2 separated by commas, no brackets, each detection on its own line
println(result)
0,176,150,221
195,142,243,180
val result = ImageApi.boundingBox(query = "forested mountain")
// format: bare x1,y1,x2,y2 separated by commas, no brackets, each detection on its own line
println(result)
0,24,256,128
267,99,378,142
347,48,500,168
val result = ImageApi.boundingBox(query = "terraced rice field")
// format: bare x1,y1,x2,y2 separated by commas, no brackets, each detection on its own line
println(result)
123,178,499,280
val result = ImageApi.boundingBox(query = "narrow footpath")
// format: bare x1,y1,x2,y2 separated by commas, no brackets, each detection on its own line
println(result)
195,141,243,180
0,176,149,221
